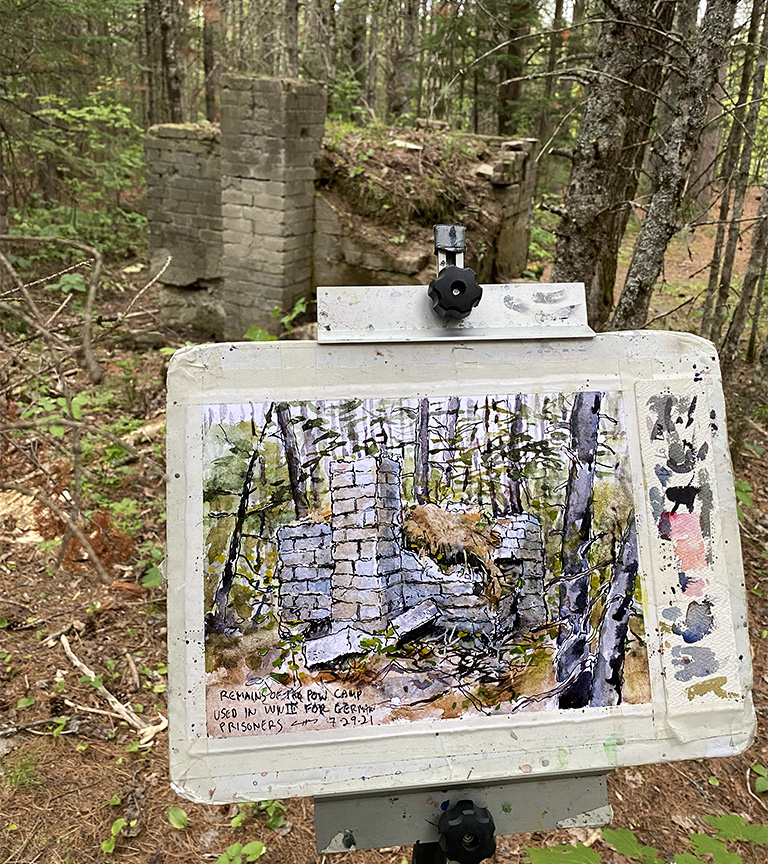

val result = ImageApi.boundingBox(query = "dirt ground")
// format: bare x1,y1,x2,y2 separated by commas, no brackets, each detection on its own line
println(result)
3,196,768,863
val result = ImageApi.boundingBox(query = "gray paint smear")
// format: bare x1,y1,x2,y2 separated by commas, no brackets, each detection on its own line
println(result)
671,645,718,682
662,606,681,621
672,600,714,644
649,487,665,522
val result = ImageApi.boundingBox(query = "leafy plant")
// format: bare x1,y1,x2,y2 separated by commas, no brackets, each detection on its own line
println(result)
167,806,188,829
101,816,136,854
523,818,768,863
734,479,754,521
216,841,266,864
751,764,768,794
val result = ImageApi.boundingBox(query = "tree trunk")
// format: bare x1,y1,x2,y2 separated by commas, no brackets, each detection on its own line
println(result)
556,391,602,709
589,0,677,329
591,513,639,707
442,395,461,488
721,168,768,381
710,0,768,345
0,128,8,257
700,0,764,337
536,0,565,147
203,1,220,123
284,0,299,77
611,0,738,331
158,0,183,122
276,402,309,519
414,397,431,504
497,2,529,137
549,0,658,329
747,251,768,363
687,60,727,219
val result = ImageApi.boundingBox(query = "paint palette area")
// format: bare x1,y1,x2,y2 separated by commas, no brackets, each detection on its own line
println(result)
166,332,755,803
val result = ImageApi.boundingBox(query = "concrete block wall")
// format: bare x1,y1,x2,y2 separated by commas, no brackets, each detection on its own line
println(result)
146,79,537,335
145,124,224,335
328,457,405,628
275,454,546,640
220,76,326,340
495,514,547,634
276,521,333,629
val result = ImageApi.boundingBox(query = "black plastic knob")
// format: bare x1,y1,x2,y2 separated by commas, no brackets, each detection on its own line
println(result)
428,266,482,320
437,799,496,864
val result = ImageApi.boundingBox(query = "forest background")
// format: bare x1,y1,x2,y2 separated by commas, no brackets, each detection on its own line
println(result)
5,0,768,862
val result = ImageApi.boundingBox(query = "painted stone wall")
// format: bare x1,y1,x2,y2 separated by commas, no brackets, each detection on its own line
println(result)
145,76,538,338
275,455,547,652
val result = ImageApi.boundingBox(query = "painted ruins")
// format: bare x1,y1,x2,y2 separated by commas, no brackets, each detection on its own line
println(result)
203,393,651,738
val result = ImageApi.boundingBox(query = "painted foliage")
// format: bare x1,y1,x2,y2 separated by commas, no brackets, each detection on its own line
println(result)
202,392,650,738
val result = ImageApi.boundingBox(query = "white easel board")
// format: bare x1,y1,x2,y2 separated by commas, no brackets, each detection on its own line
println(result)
166,330,754,804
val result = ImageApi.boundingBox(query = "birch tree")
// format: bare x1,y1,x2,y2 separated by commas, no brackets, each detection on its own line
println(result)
591,513,639,707
556,391,602,709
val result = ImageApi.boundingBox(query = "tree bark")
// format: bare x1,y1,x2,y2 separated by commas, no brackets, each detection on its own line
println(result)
721,168,768,381
0,127,8,257
710,0,768,345
700,0,764,337
507,394,524,514
536,0,565,147
611,0,738,331
203,1,220,123
556,391,602,710
747,251,768,363
158,0,183,122
276,402,309,519
497,2,530,137
549,0,658,329
284,0,299,77
591,513,639,707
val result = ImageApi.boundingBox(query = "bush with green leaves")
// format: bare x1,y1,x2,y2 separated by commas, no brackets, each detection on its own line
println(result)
524,816,768,863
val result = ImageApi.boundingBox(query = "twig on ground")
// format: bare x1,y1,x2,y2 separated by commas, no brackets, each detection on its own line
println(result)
60,634,149,732
59,634,168,744
0,717,66,737
746,766,768,812
97,255,171,337
123,650,141,692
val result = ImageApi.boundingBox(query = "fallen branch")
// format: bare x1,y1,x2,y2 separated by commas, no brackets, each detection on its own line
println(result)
60,634,148,732
0,481,112,585
0,234,104,382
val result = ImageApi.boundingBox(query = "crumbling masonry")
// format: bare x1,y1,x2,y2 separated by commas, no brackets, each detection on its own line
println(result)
145,76,537,340
276,456,546,659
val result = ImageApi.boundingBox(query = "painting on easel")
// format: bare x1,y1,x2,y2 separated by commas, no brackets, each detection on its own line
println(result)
202,392,651,738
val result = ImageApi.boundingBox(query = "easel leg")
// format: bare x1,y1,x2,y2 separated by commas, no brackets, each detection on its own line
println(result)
411,842,446,863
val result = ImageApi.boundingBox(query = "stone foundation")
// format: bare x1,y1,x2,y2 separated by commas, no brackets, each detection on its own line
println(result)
145,77,537,338
276,455,547,648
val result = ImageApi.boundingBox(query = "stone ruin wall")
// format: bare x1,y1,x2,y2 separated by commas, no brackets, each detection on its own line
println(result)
276,455,547,644
146,75,537,340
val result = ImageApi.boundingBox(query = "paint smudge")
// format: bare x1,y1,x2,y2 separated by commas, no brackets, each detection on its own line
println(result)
672,600,714,644
671,645,718,682
685,676,738,702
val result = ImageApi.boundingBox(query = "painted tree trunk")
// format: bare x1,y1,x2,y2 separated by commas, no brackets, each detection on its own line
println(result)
591,513,639,707
611,0,738,331
507,393,524,514
556,391,601,709
414,397,431,504
276,402,309,519
210,446,260,633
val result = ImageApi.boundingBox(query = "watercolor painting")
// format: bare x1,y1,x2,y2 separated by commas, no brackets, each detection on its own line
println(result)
202,392,651,738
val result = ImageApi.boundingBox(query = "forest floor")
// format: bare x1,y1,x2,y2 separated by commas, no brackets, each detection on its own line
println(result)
2,192,768,864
